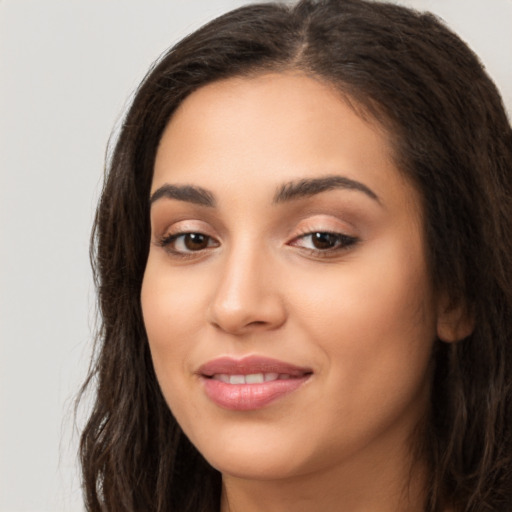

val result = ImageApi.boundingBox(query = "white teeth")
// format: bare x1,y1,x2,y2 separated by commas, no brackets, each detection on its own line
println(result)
212,372,287,384
245,373,265,384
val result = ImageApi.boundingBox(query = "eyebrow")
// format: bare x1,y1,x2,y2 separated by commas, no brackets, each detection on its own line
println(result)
149,174,379,208
273,175,379,204
150,184,216,207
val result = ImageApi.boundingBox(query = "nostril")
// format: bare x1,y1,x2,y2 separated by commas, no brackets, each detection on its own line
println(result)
207,287,287,334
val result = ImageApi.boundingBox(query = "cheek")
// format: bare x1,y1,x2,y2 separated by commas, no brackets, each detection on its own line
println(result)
141,270,206,433
288,232,437,398
141,259,202,392
141,253,209,338
297,223,435,332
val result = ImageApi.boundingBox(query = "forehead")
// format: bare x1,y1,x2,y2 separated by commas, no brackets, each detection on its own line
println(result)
152,72,417,215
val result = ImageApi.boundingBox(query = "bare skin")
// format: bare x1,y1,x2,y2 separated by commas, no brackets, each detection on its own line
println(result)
142,72,466,511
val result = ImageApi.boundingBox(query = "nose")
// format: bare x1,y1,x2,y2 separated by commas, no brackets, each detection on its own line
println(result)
207,242,287,335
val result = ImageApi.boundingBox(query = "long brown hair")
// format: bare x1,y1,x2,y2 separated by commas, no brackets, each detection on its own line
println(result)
79,1,512,510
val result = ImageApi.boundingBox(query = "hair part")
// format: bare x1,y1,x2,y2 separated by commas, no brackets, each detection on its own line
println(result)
79,1,512,510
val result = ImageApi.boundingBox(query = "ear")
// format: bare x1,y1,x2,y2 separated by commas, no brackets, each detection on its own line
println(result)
436,297,474,343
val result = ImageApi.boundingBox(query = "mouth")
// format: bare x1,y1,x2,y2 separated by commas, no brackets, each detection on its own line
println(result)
209,372,300,384
197,356,313,411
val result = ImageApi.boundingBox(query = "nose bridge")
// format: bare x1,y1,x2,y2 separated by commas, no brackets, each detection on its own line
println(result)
208,235,285,333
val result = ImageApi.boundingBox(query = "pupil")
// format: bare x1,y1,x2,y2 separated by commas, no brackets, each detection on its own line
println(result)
185,233,208,250
312,232,338,249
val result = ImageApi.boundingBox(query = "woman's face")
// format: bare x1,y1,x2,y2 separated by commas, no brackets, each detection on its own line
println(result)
142,72,442,481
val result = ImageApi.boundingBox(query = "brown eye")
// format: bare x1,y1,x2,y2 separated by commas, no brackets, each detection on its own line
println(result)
310,232,341,250
290,231,358,254
158,232,219,255
183,233,210,251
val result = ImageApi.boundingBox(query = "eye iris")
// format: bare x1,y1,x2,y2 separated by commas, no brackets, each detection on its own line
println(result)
312,232,338,250
184,233,209,251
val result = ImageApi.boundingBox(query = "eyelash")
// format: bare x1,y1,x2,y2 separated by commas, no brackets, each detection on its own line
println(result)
290,231,359,257
157,232,219,258
157,230,358,259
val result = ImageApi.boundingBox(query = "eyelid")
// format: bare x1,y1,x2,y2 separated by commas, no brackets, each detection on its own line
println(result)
156,231,220,261
291,214,357,238
152,218,221,257
286,215,360,257
289,230,359,253
149,204,222,236
154,219,217,240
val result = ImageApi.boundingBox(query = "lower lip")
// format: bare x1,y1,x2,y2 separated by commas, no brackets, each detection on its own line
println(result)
201,376,310,411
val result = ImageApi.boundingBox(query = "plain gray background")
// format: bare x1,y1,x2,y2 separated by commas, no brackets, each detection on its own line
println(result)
1,1,510,510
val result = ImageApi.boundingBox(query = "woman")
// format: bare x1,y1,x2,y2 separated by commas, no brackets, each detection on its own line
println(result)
79,0,512,510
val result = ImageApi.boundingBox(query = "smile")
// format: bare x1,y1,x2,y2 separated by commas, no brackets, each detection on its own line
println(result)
211,373,294,384
198,356,312,411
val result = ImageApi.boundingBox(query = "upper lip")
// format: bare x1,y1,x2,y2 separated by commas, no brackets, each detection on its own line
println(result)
197,356,312,377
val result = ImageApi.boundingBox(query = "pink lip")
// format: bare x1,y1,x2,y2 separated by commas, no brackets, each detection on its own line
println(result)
197,356,312,411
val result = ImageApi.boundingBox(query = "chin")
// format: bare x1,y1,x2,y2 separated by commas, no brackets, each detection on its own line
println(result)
208,453,302,481
190,428,313,481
